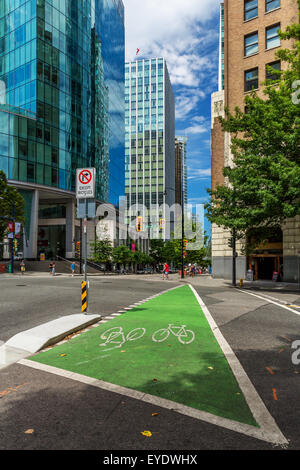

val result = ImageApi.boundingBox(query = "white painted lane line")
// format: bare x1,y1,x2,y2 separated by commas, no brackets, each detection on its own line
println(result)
189,284,288,446
238,289,300,317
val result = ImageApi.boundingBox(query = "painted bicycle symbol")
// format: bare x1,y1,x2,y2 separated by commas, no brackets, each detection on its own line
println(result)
99,326,146,351
152,324,195,344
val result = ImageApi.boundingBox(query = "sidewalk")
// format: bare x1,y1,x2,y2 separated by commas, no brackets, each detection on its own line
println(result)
178,274,300,293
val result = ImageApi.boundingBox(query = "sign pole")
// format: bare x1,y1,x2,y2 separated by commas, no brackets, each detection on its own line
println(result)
76,168,96,315
84,199,88,313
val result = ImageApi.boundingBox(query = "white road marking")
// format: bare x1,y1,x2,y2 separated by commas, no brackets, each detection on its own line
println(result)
188,285,288,446
238,289,300,317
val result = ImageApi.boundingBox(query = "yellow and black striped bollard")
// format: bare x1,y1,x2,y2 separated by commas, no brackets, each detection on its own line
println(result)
81,281,87,313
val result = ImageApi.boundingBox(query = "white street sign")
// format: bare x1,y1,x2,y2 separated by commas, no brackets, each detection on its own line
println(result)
76,168,96,199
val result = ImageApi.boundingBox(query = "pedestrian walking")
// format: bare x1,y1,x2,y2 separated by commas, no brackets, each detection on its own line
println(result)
52,261,56,276
162,262,169,280
20,259,25,275
49,261,53,275
71,261,75,277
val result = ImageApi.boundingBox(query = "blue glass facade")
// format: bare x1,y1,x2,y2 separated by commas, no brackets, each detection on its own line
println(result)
95,0,125,205
0,0,125,204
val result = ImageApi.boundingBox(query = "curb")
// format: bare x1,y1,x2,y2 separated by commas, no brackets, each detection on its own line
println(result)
0,314,102,370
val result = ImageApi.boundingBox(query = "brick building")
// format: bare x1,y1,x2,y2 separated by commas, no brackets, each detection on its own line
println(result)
211,0,299,282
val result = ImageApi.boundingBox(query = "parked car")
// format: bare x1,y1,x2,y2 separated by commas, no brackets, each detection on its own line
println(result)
144,267,154,274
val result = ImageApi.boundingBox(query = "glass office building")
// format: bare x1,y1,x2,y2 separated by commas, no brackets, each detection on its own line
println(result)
125,58,175,237
0,0,125,258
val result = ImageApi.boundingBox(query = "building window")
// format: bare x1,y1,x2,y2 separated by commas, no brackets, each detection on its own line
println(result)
266,0,280,13
266,24,281,49
244,0,258,21
245,32,258,56
245,68,259,91
266,60,281,80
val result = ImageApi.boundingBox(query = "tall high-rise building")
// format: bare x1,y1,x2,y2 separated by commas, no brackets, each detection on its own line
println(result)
0,0,125,259
125,58,175,237
210,0,299,281
219,2,225,92
175,136,188,207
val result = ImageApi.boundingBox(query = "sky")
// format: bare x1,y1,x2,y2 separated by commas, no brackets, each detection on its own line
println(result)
123,0,222,236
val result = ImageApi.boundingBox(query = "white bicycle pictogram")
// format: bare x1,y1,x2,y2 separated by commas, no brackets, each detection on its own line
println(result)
99,326,146,351
152,324,195,344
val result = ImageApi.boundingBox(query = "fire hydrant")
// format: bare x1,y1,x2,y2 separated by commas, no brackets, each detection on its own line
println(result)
240,279,244,287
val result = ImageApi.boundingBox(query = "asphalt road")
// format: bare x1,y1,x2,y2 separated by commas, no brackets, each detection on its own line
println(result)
0,275,299,452
0,274,180,343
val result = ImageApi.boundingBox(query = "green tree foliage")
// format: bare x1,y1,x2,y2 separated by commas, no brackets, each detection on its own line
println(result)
0,171,25,242
149,239,166,266
90,238,113,264
206,6,300,249
112,245,132,268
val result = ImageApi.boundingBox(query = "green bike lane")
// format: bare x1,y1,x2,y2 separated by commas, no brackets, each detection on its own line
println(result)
27,284,287,446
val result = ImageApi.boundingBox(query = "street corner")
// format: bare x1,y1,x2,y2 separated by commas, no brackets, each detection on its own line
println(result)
24,284,287,447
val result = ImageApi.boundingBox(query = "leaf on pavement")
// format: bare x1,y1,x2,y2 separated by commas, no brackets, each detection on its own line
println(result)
152,413,159,417
24,429,34,434
141,431,152,437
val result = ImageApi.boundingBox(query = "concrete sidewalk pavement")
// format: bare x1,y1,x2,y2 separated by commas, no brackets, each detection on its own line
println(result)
0,313,101,371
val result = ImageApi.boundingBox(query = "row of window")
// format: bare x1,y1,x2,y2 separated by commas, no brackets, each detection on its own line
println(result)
244,23,280,57
0,156,68,187
245,0,280,21
126,123,164,133
244,60,280,91
127,194,165,205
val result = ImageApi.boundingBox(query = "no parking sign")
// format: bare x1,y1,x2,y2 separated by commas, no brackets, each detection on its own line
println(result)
76,168,96,199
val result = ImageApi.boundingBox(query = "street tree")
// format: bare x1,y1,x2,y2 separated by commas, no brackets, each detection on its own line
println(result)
112,245,132,270
90,237,113,268
0,170,25,244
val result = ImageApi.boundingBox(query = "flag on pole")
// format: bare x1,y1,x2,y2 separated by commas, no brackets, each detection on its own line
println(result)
136,48,140,55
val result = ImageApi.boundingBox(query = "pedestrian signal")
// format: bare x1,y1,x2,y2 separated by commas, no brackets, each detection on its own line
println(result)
136,216,143,232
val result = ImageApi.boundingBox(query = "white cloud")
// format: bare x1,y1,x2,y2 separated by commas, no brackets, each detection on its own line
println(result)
187,168,211,181
177,115,210,135
123,0,221,118
123,0,220,61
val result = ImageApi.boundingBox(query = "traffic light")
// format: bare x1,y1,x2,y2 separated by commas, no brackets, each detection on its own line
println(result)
76,241,81,257
159,218,166,231
136,216,143,232
183,240,188,258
